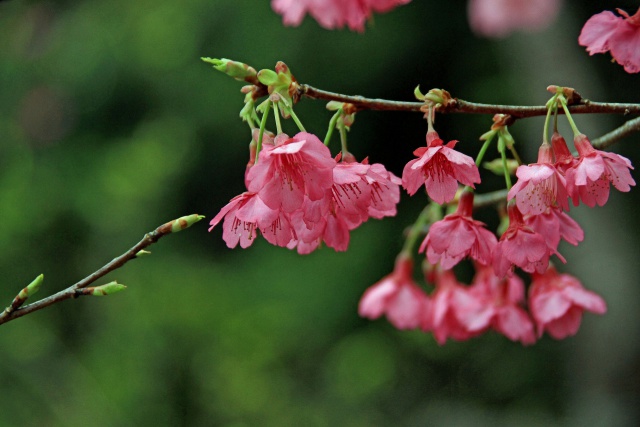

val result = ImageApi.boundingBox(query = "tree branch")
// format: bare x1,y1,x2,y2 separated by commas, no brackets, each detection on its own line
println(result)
0,214,204,326
298,84,640,118
592,116,640,149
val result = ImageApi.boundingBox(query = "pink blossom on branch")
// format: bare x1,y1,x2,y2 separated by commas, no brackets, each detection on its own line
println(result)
468,0,562,38
578,7,640,74
272,0,412,32
402,132,480,204
565,133,635,207
358,254,429,330
529,267,607,339
420,190,497,269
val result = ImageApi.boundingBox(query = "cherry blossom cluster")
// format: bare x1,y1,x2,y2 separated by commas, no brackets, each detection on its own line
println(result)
205,55,636,346
359,92,634,344
210,130,401,254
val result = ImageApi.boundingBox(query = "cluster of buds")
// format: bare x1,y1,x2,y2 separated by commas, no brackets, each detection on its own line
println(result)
207,59,635,345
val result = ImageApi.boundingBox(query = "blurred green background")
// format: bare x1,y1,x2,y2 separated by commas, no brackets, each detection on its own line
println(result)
1,0,639,425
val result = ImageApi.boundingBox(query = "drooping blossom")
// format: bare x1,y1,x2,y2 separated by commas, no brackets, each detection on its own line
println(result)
529,267,607,339
246,132,336,213
209,192,293,249
550,131,577,174
524,206,583,261
428,270,484,344
358,254,429,330
493,202,550,277
402,131,480,204
565,133,635,207
579,7,640,74
364,161,402,219
468,0,562,38
508,142,569,215
457,264,536,345
420,190,497,269
272,0,412,32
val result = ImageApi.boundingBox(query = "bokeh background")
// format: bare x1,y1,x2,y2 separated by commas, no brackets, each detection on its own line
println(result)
1,0,639,425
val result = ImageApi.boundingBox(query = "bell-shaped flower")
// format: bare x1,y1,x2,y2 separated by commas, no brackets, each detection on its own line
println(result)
358,254,429,330
579,7,640,73
529,267,607,339
565,133,635,207
420,191,497,269
402,132,480,204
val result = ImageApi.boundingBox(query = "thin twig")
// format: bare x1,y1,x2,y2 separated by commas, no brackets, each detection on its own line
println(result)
0,214,203,326
592,116,640,149
298,84,640,118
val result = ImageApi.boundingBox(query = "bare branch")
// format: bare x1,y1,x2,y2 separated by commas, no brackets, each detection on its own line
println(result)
592,116,640,149
0,214,204,326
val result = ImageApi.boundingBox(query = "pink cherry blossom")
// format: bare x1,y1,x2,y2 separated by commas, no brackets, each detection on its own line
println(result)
579,7,640,74
358,254,429,330
459,265,536,345
468,0,562,38
508,142,569,215
246,132,336,213
420,191,497,269
209,192,293,249
529,267,607,339
524,206,583,260
364,162,402,219
428,270,484,344
565,134,635,207
493,203,550,277
402,132,480,204
272,0,412,32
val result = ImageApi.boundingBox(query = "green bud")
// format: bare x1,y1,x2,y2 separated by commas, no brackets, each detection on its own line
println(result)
257,69,279,86
498,128,515,149
326,101,343,111
202,58,257,82
18,274,44,299
483,158,519,176
136,250,151,257
91,281,126,296
479,129,497,141
170,214,205,233
414,86,425,101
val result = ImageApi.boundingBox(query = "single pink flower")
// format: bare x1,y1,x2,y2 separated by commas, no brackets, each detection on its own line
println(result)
402,132,481,204
209,192,294,249
420,191,497,269
429,270,484,344
246,132,336,213
524,206,583,261
460,264,536,345
358,254,429,330
272,0,412,32
364,161,402,219
565,134,635,207
493,203,550,277
508,142,569,215
529,267,607,339
550,131,577,174
468,0,562,38
579,7,640,73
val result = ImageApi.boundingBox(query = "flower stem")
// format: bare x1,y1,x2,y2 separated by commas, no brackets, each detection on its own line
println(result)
542,95,557,143
273,101,283,134
324,109,342,146
501,147,512,190
286,105,306,132
256,102,272,164
509,146,523,165
475,135,494,166
339,122,348,159
559,96,581,137
402,204,437,255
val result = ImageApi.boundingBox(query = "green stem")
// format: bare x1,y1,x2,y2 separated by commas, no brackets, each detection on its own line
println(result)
501,147,512,190
256,102,272,164
246,116,256,129
286,105,306,132
401,204,435,255
475,135,494,167
559,96,581,137
339,122,348,159
542,95,556,143
273,101,283,134
324,109,342,146
509,146,523,166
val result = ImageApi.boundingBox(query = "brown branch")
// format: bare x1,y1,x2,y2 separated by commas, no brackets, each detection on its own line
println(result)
0,214,204,326
592,116,640,149
298,84,640,118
